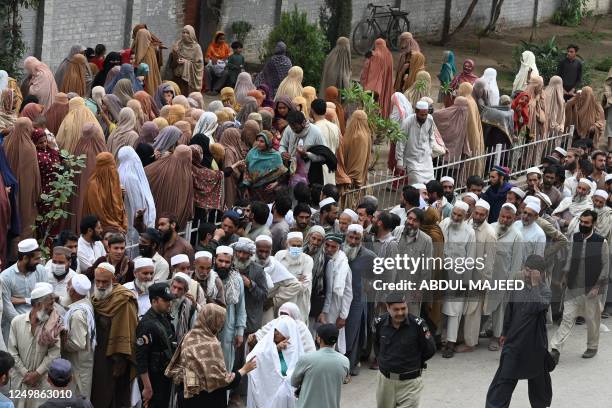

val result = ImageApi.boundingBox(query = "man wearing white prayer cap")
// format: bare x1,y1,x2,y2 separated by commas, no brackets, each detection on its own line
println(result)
552,177,594,233
439,199,475,358
506,186,526,209
193,250,225,306
64,273,95,398
553,146,567,160
124,258,155,317
47,246,76,301
0,238,47,345
275,231,313,323
514,198,546,258
462,192,479,218
395,98,436,185
318,197,339,235
440,176,457,204
338,209,359,234
460,199,497,353
592,190,612,240
170,251,207,308
8,279,60,397
170,254,190,275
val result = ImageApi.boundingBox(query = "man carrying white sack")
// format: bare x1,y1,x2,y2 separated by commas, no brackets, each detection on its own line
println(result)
395,100,436,185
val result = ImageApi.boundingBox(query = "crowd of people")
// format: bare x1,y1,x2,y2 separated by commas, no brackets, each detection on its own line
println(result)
0,21,610,408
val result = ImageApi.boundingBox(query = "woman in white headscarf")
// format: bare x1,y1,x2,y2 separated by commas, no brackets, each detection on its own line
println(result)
512,50,539,95
480,67,500,106
251,302,316,352
247,316,307,408
193,111,218,142
117,146,156,255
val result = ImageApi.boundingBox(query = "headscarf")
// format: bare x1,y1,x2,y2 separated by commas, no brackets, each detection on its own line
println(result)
60,54,88,97
402,51,426,92
480,68,500,106
172,25,204,92
472,78,490,108
433,96,470,159
4,117,40,239
242,120,261,149
175,120,192,145
190,133,214,168
153,83,174,110
105,63,143,94
438,50,457,86
526,75,548,140
107,107,139,158
208,100,224,112
0,89,17,133
404,71,431,107
56,97,104,153
0,70,8,90
118,146,156,229
565,86,605,142
450,59,478,90
92,52,121,88
173,95,191,113
137,121,159,145
511,91,530,132
244,131,286,188
292,96,309,120
0,144,17,262
544,75,565,133
458,83,485,175
319,37,352,97
259,109,273,131
258,41,293,96
23,56,58,112
234,72,256,105
275,66,304,101
273,96,296,120
19,103,44,121
102,94,123,122
83,152,127,232
167,104,186,125
54,45,84,89
133,28,162,96
69,123,107,232
512,50,539,94
343,110,371,187
220,87,240,111
153,125,182,153
103,66,121,90
257,84,275,108
113,78,135,107
360,39,394,118
324,87,346,134
153,117,169,130
205,31,231,60
193,111,218,139
127,99,146,132
189,91,205,109
247,90,264,107
390,92,413,124
45,93,70,134
220,127,247,164
145,145,194,228
236,97,259,124
165,304,234,397
394,32,421,92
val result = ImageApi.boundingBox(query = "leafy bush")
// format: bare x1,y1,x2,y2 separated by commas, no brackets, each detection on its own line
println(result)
263,6,329,89
230,21,253,44
512,36,591,85
319,0,352,47
593,56,612,72
552,0,589,27
0,0,40,78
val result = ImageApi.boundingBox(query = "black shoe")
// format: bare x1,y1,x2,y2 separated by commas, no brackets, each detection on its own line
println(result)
551,348,560,365
350,366,360,376
575,316,585,325
602,311,609,319
582,348,597,358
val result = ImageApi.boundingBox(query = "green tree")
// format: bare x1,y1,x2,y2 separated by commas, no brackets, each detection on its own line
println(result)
263,6,329,89
0,0,40,78
319,0,352,46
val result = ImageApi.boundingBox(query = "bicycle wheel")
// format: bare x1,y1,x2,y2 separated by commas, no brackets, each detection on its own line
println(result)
353,20,378,56
387,16,410,51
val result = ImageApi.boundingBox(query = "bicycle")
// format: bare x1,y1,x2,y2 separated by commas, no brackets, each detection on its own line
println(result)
352,3,410,56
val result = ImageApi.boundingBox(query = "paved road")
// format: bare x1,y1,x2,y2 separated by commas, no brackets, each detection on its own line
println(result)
340,322,612,407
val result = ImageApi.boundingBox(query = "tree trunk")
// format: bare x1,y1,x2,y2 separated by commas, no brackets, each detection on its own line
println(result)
483,0,505,35
438,0,453,45
529,0,539,41
451,0,480,35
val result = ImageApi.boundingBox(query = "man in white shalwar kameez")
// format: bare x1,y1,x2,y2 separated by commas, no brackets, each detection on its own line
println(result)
485,203,524,351
247,316,305,408
395,101,436,185
440,201,476,358
317,234,352,354
553,178,594,234
312,99,340,186
275,232,313,323
591,190,612,309
62,274,95,399
514,199,546,259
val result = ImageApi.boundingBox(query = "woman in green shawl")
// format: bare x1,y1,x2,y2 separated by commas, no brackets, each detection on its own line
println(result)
438,50,457,107
241,131,287,202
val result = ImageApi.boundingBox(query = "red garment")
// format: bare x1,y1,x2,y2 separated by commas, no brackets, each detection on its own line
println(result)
360,39,394,118
120,49,132,65
450,59,478,90
35,146,61,237
511,92,530,132
92,56,105,71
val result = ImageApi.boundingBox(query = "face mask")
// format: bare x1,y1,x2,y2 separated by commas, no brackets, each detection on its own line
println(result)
52,263,68,277
288,247,303,258
139,244,154,258
579,225,592,235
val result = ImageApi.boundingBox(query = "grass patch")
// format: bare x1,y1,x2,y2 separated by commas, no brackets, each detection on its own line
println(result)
569,30,606,43
592,56,612,72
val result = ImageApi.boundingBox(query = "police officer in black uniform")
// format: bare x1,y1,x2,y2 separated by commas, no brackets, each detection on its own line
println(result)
373,297,436,407
135,282,176,408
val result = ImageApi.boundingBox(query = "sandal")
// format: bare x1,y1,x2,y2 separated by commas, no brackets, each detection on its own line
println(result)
343,375,351,384
488,340,500,351
442,346,455,358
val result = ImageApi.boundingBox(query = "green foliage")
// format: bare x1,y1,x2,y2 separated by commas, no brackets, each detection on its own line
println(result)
552,0,589,27
0,0,40,79
230,21,253,44
319,0,352,47
439,82,454,96
33,150,85,257
592,56,612,72
263,6,329,89
512,36,591,85
341,82,404,143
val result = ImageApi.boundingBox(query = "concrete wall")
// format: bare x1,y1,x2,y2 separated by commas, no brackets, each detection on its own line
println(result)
16,0,611,70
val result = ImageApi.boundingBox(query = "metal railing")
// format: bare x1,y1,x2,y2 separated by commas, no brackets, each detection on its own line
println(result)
342,128,574,210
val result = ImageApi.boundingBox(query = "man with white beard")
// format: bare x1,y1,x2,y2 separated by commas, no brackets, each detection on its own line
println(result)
124,257,155,318
170,254,207,307
192,251,225,306
396,208,433,317
440,201,476,359
485,203,524,351
343,224,376,377
514,198,546,258
275,232,314,322
169,272,198,342
91,264,138,408
553,178,594,233
7,283,60,408
317,233,352,354
458,200,497,353
305,226,328,331
62,274,95,399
